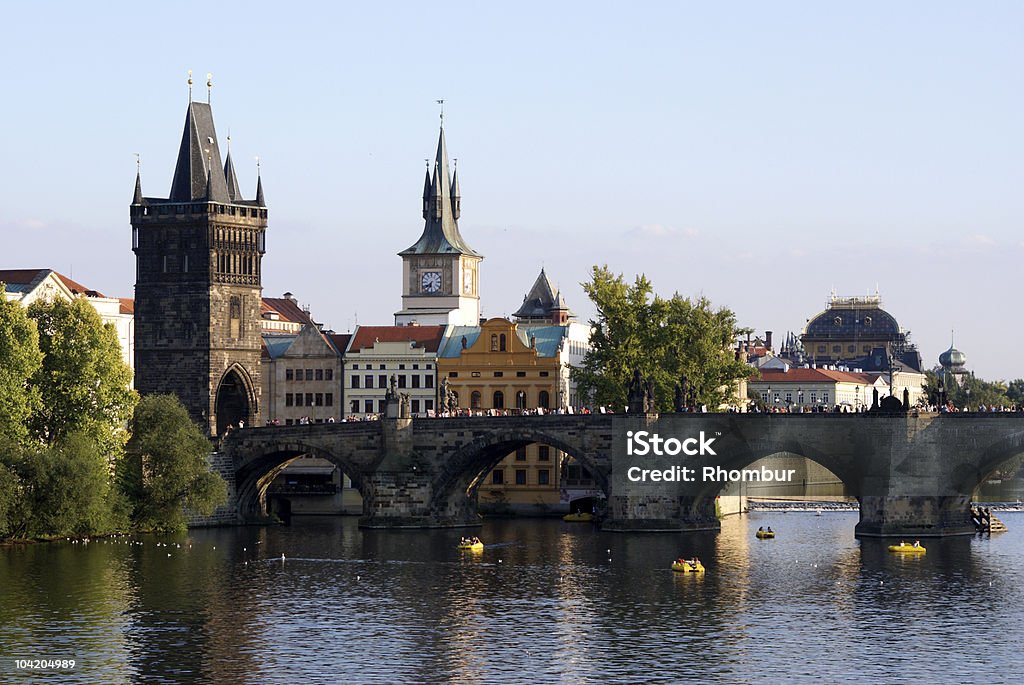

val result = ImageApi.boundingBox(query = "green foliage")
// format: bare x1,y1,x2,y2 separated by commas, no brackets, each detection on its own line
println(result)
926,369,1014,409
0,459,22,539
11,433,127,538
1006,379,1024,406
26,297,136,457
0,294,43,447
571,265,751,411
121,395,227,532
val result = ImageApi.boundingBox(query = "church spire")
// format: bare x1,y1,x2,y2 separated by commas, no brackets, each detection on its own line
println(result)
133,169,144,205
451,159,461,220
255,171,265,207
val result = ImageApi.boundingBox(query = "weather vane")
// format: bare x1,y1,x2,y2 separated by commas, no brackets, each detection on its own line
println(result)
207,72,213,104
187,69,193,100
436,99,444,127
134,152,141,172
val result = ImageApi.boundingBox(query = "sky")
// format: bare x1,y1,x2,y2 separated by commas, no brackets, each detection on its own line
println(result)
2,2,1022,380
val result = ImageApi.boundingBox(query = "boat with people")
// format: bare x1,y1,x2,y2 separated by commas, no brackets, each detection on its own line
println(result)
671,558,705,574
457,536,484,551
563,512,594,522
888,541,926,554
755,527,775,539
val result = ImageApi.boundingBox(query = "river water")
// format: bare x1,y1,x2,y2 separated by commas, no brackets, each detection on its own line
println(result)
2,512,1023,684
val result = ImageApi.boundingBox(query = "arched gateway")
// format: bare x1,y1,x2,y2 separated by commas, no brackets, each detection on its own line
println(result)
216,412,1024,537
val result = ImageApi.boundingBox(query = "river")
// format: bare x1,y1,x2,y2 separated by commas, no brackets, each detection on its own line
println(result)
2,512,1023,684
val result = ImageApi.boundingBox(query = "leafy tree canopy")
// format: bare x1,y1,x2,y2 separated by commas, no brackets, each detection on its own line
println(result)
26,297,136,455
0,293,43,447
570,265,751,412
121,394,227,532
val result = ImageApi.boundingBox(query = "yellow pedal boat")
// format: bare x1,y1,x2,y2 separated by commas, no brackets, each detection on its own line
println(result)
563,512,594,522
457,541,484,551
755,530,776,539
671,560,705,573
888,542,925,554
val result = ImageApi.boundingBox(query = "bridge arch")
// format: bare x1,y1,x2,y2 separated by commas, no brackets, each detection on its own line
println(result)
234,440,369,518
427,427,609,519
956,428,1024,495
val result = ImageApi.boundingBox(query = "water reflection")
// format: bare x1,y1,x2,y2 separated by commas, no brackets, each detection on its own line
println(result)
2,514,1024,683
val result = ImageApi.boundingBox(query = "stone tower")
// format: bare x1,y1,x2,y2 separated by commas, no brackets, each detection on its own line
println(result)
131,95,266,436
394,124,483,326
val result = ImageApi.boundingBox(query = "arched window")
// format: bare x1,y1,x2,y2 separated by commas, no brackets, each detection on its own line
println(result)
538,390,550,408
493,391,505,409
471,391,482,409
516,391,527,410
499,334,507,351
490,334,498,351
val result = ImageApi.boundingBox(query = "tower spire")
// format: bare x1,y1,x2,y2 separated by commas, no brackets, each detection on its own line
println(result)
133,153,144,204
255,156,265,207
224,135,242,202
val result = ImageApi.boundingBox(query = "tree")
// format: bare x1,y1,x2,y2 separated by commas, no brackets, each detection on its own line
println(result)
15,432,128,537
26,297,136,457
0,460,22,539
0,293,43,447
571,265,751,411
1006,379,1024,406
121,395,227,532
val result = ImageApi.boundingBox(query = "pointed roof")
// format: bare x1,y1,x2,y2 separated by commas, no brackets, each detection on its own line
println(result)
513,268,558,320
169,101,230,203
400,127,480,257
133,171,144,204
224,149,243,202
255,173,265,207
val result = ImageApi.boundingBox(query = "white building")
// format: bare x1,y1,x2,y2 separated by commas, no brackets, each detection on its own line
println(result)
343,325,447,417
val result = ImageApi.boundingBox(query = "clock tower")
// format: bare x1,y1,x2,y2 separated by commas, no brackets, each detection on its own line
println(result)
395,124,482,326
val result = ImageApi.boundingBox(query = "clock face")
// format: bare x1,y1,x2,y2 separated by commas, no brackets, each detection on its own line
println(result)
421,271,442,293
463,269,473,293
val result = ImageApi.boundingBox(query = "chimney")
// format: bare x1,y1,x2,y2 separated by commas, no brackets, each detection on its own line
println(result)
765,331,773,350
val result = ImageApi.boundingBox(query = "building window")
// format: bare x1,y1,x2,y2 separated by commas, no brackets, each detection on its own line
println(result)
516,371,526,377
326,369,334,381
352,376,360,389
785,392,792,404
293,368,303,381
425,400,433,411
538,446,550,461
286,369,294,381
761,392,768,402
425,375,433,388
399,364,405,370
352,364,359,370
515,447,527,461
365,375,373,388
491,334,498,351
412,375,420,388
817,346,826,353
316,369,324,381
515,469,527,485
412,399,420,413
822,392,829,404
315,393,323,406
832,345,841,353
810,392,817,404
538,469,550,485
379,374,387,389
305,393,313,406
773,393,780,404
296,394,304,407
539,371,549,377
516,391,527,410
379,365,386,370
448,372,458,378
471,391,482,409
499,334,507,351
285,393,293,407
472,371,481,378
413,364,419,370
492,470,504,485
351,400,359,413
305,369,314,381
494,371,503,378
364,400,374,413
326,393,333,406
847,345,856,353
427,364,432,370
538,391,550,408
398,375,407,389
493,391,505,409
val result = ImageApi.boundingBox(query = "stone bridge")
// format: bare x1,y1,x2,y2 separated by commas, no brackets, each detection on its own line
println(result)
214,412,1024,537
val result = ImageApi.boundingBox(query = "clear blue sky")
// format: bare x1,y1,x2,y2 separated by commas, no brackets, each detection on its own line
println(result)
2,2,1021,380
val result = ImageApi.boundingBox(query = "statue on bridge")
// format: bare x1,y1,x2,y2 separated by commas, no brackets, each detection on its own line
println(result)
385,374,399,402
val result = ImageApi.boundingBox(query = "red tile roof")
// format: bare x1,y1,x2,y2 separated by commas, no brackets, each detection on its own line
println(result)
348,325,446,353
328,333,352,355
262,297,314,324
751,368,881,385
0,269,108,298
119,298,134,315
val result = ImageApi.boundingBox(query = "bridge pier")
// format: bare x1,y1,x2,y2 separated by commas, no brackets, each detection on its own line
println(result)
358,470,482,529
855,495,976,537
602,494,720,532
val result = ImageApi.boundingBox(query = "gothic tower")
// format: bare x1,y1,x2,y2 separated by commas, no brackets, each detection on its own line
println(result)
395,123,483,326
131,91,266,436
